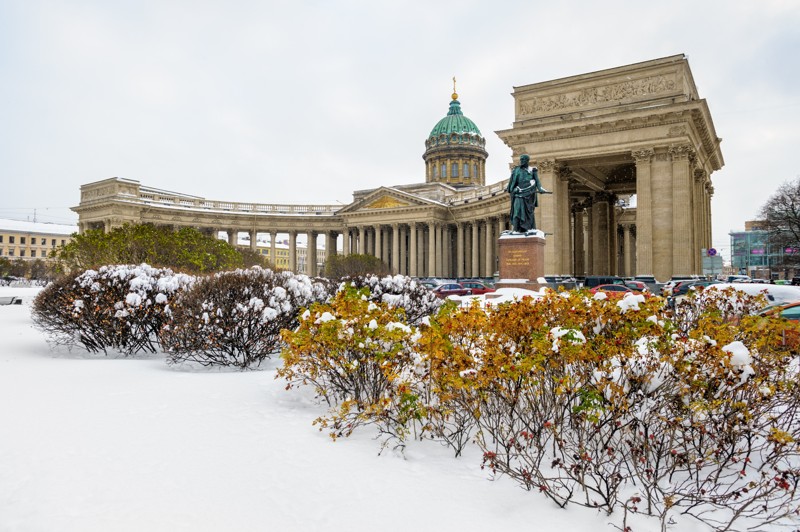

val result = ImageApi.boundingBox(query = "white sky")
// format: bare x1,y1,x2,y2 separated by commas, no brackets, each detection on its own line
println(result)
2,0,799,263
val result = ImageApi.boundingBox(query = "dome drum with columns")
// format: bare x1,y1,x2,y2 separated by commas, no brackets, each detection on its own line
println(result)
73,55,722,282
423,83,488,187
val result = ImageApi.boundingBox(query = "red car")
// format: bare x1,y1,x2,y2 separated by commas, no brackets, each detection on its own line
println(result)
432,283,473,298
589,284,634,297
459,281,496,295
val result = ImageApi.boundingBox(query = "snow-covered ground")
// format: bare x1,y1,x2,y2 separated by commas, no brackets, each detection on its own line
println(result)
0,287,719,531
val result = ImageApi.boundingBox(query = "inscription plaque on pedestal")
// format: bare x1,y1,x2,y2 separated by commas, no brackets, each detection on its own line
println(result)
496,234,546,290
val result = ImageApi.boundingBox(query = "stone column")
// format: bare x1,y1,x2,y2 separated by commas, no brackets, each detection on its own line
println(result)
456,222,465,278
650,149,673,281
270,231,278,266
288,230,297,272
484,218,494,278
399,225,407,275
392,224,400,274
671,145,694,275
427,221,437,277
556,168,572,274
435,224,444,277
442,224,451,277
608,194,620,275
325,232,336,258
382,227,390,265
249,230,258,252
592,194,610,275
358,226,366,255
374,225,383,262
694,168,707,271
536,159,557,274
471,220,480,278
633,148,654,276
623,225,633,277
573,207,585,277
307,231,318,276
409,222,418,277
227,229,237,246
585,199,594,275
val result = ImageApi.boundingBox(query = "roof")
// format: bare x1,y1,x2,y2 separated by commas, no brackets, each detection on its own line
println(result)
429,98,482,138
0,218,77,236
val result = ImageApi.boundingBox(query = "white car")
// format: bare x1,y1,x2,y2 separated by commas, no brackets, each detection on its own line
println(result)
704,283,800,306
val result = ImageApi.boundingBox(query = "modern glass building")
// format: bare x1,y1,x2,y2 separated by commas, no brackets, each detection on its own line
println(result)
729,221,796,279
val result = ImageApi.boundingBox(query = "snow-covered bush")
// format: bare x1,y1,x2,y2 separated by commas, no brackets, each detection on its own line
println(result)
161,267,330,369
418,289,800,530
31,264,194,355
279,285,423,448
339,274,442,325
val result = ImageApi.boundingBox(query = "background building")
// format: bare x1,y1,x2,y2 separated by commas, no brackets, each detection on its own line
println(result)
730,220,796,280
0,218,76,261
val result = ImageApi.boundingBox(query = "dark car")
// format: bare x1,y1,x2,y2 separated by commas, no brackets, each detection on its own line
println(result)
432,283,473,299
459,281,496,295
583,275,625,288
670,280,719,297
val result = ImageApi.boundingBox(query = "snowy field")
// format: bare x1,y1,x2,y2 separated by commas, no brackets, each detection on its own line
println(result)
0,286,744,531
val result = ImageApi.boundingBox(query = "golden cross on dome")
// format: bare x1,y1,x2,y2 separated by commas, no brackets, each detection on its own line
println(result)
452,76,458,100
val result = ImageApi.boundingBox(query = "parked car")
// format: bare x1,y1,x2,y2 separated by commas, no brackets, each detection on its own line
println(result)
758,301,800,321
705,283,800,307
632,274,662,292
544,275,579,290
756,301,800,350
459,281,496,295
661,276,701,296
432,283,473,298
622,280,649,292
583,275,625,288
589,284,633,297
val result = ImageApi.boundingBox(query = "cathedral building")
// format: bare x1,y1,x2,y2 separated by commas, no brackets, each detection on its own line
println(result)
73,54,723,281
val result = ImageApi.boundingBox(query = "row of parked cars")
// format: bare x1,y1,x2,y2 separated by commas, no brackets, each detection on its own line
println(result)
418,278,497,299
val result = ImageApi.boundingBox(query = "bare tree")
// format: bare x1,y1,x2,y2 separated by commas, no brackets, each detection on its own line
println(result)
758,177,800,265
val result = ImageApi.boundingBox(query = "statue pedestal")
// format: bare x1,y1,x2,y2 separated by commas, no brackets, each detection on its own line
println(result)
495,233,547,291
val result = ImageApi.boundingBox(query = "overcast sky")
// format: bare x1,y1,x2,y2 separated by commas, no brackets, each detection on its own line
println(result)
2,0,799,261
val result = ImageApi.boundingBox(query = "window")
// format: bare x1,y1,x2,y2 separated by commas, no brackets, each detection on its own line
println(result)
463,163,470,177
433,165,438,178
473,163,478,177
20,237,26,244
452,163,458,177
9,236,14,244
0,236,3,243
8,249,14,256
41,238,46,245
441,163,446,177
61,240,66,245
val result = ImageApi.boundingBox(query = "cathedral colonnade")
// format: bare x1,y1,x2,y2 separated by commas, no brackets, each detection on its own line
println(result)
73,55,722,282
73,178,513,279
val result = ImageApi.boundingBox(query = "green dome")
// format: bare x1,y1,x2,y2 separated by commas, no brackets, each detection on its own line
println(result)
429,99,482,137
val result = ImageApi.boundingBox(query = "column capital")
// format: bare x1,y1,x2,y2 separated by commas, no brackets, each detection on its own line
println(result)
693,168,708,182
632,147,655,162
535,159,557,173
668,144,695,160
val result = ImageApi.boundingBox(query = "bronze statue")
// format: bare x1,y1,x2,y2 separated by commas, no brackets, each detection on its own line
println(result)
506,154,550,233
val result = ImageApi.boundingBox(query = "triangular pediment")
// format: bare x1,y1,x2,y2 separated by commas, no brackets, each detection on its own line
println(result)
337,187,442,215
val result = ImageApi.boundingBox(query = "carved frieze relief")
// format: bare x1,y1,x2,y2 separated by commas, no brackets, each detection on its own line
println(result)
519,75,678,116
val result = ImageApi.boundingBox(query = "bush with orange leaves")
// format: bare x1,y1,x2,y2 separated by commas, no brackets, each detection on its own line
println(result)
279,285,425,450
421,288,800,530
280,284,800,530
